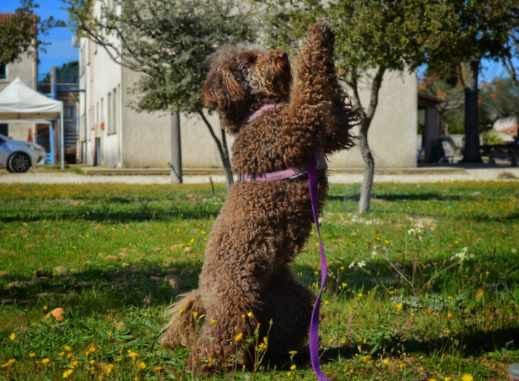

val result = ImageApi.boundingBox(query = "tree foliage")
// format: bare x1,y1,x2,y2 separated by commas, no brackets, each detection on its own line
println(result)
66,0,255,186
423,0,519,162
0,0,64,64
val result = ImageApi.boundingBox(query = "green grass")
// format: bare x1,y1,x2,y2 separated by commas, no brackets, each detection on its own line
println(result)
0,182,518,380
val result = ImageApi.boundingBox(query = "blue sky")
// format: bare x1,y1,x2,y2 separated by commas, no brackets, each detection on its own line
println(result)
1,0,78,78
0,0,515,82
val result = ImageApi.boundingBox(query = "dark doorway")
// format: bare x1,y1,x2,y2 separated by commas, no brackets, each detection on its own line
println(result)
0,123,8,137
94,137,102,166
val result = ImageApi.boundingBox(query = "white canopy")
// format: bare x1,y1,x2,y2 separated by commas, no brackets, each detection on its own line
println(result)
0,77,64,169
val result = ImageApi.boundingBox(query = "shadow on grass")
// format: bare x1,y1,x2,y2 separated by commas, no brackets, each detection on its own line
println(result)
0,204,220,223
0,262,202,315
316,326,519,364
327,192,464,203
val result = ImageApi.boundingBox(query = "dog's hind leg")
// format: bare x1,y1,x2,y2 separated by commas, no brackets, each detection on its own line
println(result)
160,289,204,349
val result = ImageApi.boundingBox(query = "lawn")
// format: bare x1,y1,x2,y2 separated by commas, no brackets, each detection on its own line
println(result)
0,182,518,380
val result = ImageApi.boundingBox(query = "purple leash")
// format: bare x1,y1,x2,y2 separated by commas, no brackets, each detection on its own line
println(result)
307,156,329,381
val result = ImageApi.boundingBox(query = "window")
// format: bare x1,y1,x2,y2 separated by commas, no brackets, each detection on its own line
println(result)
108,88,117,135
0,64,7,80
0,123,8,136
64,105,76,120
107,92,112,134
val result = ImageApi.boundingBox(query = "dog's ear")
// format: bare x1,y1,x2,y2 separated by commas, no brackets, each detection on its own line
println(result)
202,62,250,133
202,64,245,112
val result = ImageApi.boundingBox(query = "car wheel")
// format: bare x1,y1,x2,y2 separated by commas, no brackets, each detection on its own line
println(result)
7,152,31,173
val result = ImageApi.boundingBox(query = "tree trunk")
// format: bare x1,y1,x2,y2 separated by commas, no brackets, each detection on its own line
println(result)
170,111,183,183
348,66,385,214
219,126,234,188
358,122,375,214
198,111,234,189
462,60,482,163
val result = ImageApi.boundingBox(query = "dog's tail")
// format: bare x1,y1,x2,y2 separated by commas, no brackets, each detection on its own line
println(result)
160,289,205,349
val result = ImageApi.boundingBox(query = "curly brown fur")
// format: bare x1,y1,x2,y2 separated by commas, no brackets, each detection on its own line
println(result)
161,23,357,374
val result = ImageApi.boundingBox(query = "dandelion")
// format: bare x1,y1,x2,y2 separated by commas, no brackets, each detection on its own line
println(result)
137,361,146,370
63,369,74,379
8,332,16,341
1,359,15,369
127,350,139,360
461,374,473,381
85,343,97,356
381,358,390,365
41,358,51,365
394,303,403,312
70,360,79,369
444,377,452,381
102,363,114,375
63,345,72,352
234,332,243,343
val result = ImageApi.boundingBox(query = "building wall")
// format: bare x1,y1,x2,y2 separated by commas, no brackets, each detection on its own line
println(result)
0,50,38,142
80,35,417,169
179,70,417,170
120,68,174,168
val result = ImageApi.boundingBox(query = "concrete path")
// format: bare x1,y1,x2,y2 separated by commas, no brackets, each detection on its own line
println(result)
1,167,518,184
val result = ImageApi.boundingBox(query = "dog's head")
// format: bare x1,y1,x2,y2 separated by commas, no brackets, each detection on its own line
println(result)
202,46,292,133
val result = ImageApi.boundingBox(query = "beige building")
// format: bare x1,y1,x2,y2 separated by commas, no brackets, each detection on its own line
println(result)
0,14,38,142
79,5,417,170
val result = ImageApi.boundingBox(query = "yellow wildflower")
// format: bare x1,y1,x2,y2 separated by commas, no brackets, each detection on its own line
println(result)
290,364,297,371
59,352,65,357
63,345,73,352
8,332,16,341
29,352,36,358
85,343,97,356
137,361,146,370
102,363,114,375
70,360,79,369
394,303,403,312
444,377,452,381
63,369,74,379
1,359,16,369
209,319,217,326
234,332,243,342
128,350,139,360
89,359,95,365
461,374,473,381
382,358,390,365
247,311,254,318
427,378,437,381
41,358,51,365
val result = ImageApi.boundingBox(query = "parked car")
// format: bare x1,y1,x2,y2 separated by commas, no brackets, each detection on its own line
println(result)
0,134,46,173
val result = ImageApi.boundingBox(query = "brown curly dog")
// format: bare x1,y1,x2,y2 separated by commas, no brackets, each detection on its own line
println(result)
160,23,357,374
